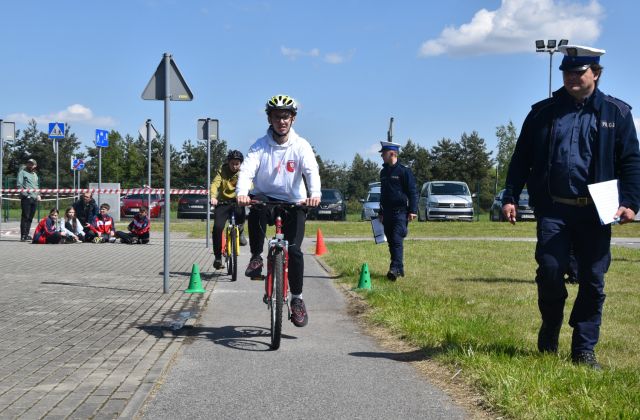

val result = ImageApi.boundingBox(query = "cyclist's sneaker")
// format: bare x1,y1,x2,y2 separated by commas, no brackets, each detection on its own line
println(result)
290,297,308,327
213,258,224,270
245,255,263,277
239,234,248,246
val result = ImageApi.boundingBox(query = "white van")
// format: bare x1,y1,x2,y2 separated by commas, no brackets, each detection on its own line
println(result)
417,181,474,221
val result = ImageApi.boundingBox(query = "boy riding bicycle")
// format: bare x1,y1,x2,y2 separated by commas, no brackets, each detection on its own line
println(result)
236,94,321,327
211,150,247,270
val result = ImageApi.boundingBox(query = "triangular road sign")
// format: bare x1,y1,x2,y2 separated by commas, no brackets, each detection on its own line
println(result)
141,55,193,101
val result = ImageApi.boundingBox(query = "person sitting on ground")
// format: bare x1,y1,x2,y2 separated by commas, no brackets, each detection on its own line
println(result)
86,203,116,243
211,150,248,270
73,192,98,237
32,208,66,244
60,207,85,243
116,207,151,244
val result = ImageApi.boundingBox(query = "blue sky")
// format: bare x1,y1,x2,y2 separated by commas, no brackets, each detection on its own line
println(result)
1,0,639,165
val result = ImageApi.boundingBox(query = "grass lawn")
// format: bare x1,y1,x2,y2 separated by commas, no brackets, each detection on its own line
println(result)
322,240,640,419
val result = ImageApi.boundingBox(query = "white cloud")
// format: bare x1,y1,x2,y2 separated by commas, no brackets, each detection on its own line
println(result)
418,0,604,57
281,46,353,64
7,104,117,127
635,117,640,133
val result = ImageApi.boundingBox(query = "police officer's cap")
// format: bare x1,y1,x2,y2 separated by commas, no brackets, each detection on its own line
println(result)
558,45,605,72
26,158,37,166
379,141,401,152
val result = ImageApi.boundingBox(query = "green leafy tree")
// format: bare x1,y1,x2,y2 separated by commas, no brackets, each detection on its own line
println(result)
495,121,518,192
429,138,462,181
178,138,228,188
398,139,431,188
458,131,494,208
346,153,379,200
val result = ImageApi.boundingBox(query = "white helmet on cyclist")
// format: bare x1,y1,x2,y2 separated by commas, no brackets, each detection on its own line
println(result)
265,94,298,115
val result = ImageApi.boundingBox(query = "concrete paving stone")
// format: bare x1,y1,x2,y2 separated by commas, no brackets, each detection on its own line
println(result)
19,394,67,419
94,399,128,419
68,402,101,419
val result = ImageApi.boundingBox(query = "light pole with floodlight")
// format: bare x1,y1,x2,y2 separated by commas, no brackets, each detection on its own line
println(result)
535,39,569,97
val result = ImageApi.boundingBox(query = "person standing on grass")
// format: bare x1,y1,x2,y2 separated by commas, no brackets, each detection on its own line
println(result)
17,158,41,242
378,141,418,281
502,45,640,369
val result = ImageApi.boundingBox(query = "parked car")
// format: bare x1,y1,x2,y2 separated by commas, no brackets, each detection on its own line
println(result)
308,189,347,221
120,193,165,218
490,189,535,221
177,194,214,219
360,185,381,221
417,181,474,221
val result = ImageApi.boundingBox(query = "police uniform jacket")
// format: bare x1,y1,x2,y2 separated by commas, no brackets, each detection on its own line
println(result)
504,87,640,213
380,162,418,214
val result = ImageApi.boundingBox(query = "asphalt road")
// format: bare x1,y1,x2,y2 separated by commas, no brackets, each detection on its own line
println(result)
140,247,469,419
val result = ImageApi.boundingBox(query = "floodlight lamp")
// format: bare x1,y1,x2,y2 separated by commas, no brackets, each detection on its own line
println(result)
547,39,557,49
535,40,545,49
559,39,569,46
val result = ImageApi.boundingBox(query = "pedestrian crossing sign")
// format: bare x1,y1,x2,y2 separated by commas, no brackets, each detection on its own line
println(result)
48,122,65,139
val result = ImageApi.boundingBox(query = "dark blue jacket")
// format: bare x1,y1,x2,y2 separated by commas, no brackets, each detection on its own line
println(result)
504,87,640,213
380,161,418,214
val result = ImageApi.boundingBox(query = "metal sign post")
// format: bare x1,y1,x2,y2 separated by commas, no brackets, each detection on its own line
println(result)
139,120,159,213
95,130,109,206
48,122,65,210
142,52,193,293
0,120,15,239
197,118,219,249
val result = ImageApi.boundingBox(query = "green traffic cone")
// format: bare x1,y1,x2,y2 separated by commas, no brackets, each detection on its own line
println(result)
357,263,371,290
185,263,206,293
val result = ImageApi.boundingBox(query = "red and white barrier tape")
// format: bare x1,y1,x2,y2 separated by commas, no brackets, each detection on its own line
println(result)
0,188,208,195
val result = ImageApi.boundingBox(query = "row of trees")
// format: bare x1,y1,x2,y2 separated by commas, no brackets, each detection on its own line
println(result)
1,119,518,209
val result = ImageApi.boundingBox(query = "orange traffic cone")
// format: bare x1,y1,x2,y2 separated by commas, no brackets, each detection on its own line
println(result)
315,228,327,256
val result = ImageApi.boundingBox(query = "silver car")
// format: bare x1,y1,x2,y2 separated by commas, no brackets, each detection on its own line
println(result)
418,181,474,221
360,186,381,221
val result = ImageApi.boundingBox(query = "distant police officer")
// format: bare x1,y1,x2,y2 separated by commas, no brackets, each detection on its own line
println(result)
378,141,418,281
502,45,640,369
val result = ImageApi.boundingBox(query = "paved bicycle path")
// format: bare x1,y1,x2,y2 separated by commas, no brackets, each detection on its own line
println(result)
139,248,469,419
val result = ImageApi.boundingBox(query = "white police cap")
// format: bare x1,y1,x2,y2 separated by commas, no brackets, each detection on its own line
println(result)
378,141,401,152
558,45,605,71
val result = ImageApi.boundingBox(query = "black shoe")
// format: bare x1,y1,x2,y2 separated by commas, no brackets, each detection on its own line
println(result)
290,297,308,327
20,236,27,242
24,235,33,241
387,270,400,281
572,351,601,370
213,258,224,270
537,322,561,353
245,255,263,277
239,235,248,246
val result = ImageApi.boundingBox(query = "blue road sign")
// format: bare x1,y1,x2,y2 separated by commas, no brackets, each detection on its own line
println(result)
95,129,109,147
72,158,85,170
48,122,65,139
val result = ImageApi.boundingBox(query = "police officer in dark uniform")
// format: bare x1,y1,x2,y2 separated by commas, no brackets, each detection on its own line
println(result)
502,45,640,369
378,141,418,281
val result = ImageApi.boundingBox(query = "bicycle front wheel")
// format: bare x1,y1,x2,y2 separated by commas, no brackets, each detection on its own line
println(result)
270,250,284,350
229,228,238,282
225,229,233,276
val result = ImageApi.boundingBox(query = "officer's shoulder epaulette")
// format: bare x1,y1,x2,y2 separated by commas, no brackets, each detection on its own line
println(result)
530,96,555,112
603,94,632,116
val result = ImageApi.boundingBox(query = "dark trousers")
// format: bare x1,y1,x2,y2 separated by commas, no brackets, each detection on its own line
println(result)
535,203,611,354
20,196,37,237
33,232,62,244
212,204,246,258
116,231,150,244
248,198,306,295
382,209,408,273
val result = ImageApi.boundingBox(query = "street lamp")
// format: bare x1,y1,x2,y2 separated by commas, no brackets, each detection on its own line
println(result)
535,39,569,97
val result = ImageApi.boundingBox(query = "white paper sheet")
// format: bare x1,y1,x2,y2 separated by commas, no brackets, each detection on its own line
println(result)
587,179,620,225
370,217,387,244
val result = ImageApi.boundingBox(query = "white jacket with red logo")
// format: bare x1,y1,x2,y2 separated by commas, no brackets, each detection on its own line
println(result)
236,127,321,202
88,214,115,235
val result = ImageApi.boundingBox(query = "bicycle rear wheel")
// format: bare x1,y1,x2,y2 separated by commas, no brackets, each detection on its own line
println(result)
230,228,238,282
270,251,284,350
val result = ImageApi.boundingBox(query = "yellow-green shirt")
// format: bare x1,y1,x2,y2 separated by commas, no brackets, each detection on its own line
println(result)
210,164,239,201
